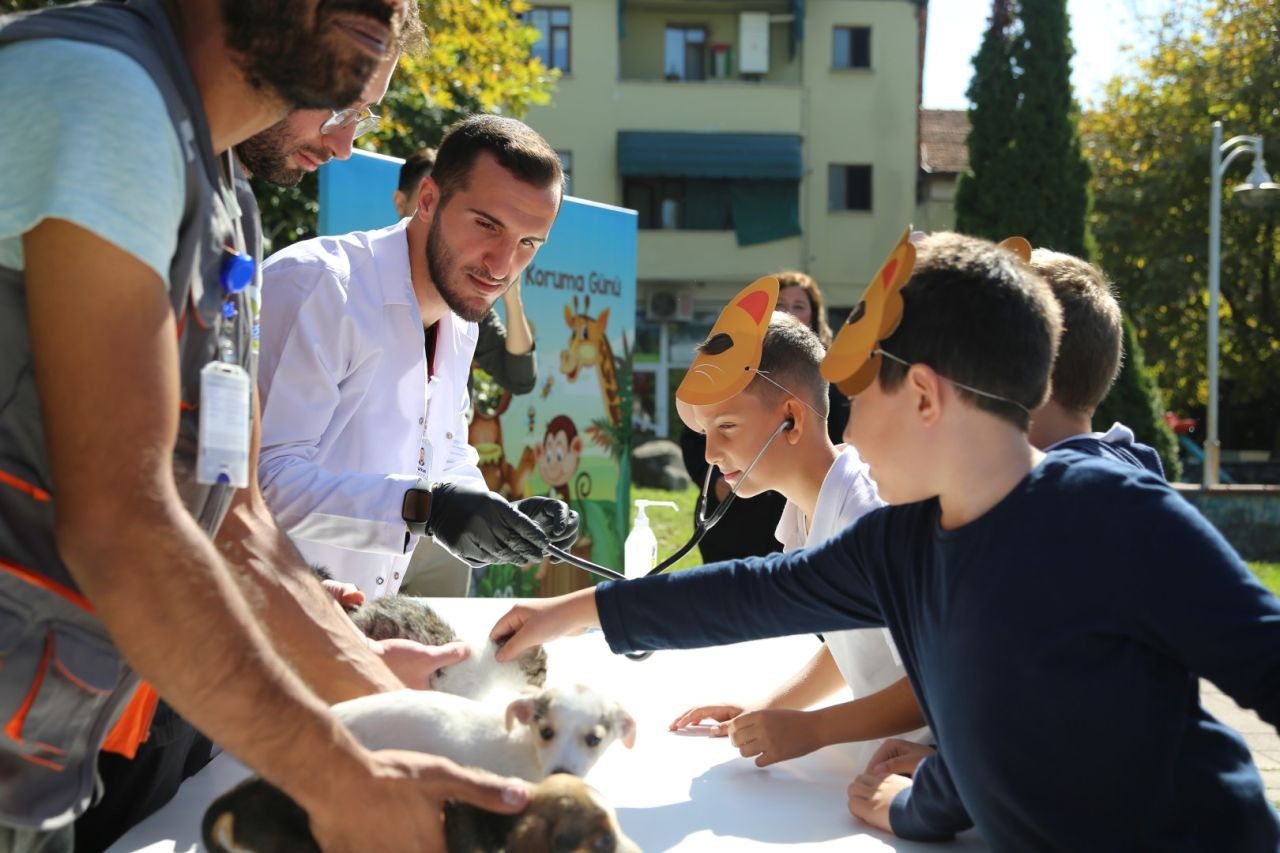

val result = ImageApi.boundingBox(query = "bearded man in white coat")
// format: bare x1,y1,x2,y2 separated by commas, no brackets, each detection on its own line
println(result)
256,115,576,597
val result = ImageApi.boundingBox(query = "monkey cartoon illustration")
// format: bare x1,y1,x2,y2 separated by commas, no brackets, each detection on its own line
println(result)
535,415,594,595
538,415,588,503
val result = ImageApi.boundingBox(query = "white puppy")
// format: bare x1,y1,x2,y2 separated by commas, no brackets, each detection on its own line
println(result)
333,683,636,781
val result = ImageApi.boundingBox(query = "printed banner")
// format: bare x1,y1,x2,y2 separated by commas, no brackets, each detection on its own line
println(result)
473,198,637,597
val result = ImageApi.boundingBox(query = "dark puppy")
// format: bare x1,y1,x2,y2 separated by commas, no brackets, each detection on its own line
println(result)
202,773,639,853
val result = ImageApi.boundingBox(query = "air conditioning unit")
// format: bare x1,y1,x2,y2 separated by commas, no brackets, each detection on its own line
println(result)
739,12,770,74
647,289,695,322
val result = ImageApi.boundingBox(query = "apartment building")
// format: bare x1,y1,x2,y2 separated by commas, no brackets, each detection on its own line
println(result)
523,0,928,437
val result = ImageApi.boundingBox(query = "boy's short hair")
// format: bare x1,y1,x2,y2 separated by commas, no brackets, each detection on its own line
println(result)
398,148,436,194
432,115,563,206
696,312,830,419
1029,249,1123,415
878,232,1063,430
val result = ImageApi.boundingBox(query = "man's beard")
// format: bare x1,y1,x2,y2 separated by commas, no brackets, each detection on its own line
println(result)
237,123,323,187
223,0,393,109
426,215,511,323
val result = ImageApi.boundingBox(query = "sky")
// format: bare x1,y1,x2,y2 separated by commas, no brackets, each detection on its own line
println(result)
922,0,1172,111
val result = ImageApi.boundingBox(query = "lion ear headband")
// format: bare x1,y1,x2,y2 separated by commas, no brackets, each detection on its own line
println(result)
820,229,1036,409
675,275,824,418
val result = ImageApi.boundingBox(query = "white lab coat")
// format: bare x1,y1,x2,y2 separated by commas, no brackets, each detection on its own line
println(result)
257,218,485,597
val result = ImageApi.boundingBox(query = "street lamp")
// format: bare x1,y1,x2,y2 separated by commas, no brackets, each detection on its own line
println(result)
1204,121,1279,487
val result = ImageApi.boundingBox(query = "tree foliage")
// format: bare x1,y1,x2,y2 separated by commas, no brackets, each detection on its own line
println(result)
1095,314,1183,479
955,0,1094,258
1082,0,1280,452
258,0,557,250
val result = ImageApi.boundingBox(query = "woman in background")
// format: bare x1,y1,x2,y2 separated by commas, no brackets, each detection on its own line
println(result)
773,271,850,442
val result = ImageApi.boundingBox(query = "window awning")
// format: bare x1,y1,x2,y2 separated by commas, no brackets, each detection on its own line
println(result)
618,131,804,180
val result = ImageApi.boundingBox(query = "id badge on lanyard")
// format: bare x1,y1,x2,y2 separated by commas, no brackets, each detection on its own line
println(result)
197,361,250,487
197,153,255,488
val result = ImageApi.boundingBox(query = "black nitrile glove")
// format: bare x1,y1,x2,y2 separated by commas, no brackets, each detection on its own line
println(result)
512,496,580,550
426,481,550,568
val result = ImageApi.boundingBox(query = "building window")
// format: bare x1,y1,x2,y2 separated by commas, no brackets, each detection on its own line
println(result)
526,7,571,72
664,26,707,81
829,164,873,211
623,178,738,231
557,150,572,196
832,26,871,69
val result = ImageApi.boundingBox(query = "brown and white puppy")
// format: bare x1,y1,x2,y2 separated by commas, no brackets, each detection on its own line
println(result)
203,773,639,853
333,685,635,781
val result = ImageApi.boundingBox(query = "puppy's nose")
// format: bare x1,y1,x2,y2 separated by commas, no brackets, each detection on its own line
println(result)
591,833,617,853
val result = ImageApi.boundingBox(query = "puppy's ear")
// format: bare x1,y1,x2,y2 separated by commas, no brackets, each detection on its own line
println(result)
505,696,537,731
616,706,637,749
505,811,551,849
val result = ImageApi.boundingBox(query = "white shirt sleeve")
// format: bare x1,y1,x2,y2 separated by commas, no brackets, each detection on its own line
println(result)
0,40,184,284
256,260,419,555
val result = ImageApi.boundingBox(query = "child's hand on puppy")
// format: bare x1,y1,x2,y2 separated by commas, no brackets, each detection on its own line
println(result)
491,587,599,661
847,772,911,834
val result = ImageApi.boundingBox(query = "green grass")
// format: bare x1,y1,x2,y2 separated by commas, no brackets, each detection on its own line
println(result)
1249,562,1280,597
629,484,704,571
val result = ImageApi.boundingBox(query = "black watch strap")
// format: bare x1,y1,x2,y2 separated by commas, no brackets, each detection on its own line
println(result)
401,480,435,537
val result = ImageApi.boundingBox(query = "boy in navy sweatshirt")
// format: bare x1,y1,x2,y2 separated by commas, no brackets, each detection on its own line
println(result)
491,232,1280,851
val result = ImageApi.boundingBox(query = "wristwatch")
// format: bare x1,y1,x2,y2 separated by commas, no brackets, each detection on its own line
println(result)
401,479,435,537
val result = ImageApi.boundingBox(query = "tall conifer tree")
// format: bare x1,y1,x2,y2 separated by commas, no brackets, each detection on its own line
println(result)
954,0,1018,241
956,0,1094,256
1009,0,1094,257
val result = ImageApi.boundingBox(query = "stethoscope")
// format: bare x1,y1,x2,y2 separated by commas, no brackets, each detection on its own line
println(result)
543,416,795,660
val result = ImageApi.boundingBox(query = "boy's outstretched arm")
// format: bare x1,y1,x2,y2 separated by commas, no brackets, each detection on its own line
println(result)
811,677,927,748
670,643,847,732
727,675,927,767
491,586,601,660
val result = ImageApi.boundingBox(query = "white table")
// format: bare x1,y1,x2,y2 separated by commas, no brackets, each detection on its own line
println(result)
109,599,987,851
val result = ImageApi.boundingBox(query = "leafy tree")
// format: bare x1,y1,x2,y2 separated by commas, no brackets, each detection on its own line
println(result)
1095,314,1183,479
1082,0,1280,452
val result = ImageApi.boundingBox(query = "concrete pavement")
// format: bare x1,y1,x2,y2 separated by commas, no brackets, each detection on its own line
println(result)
1201,679,1280,806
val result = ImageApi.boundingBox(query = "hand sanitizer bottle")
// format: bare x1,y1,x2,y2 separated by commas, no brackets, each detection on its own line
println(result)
624,499,678,579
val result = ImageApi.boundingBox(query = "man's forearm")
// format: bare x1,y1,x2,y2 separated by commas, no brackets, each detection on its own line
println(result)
215,487,404,702
62,506,373,810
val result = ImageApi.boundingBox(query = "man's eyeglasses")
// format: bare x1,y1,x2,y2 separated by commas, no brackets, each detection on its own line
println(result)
320,107,381,139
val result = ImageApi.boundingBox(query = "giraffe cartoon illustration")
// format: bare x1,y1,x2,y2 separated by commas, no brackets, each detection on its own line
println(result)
560,295,621,426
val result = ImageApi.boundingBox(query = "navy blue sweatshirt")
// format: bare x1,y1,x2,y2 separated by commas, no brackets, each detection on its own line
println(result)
1047,422,1166,479
595,453,1280,851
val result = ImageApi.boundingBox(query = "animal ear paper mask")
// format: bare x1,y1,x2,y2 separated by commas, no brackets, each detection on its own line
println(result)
821,226,916,397
676,276,779,406
998,235,1032,262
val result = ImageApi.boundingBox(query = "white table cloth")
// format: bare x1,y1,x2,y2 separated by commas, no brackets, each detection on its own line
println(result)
109,598,988,851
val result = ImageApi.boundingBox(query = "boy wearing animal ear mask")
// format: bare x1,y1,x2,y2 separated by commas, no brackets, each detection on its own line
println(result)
665,278,931,773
